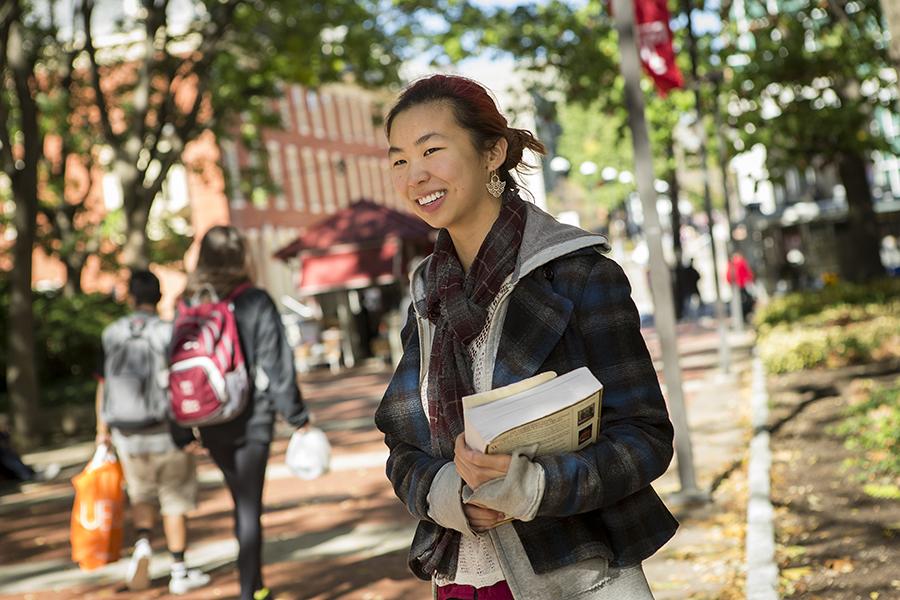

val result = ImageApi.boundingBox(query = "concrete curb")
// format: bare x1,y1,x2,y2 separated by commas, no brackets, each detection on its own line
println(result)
745,353,779,599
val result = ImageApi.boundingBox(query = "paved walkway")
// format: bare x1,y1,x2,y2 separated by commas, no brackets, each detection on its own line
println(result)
0,321,757,600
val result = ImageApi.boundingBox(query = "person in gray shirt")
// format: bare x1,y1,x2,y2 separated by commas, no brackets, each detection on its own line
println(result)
95,270,209,595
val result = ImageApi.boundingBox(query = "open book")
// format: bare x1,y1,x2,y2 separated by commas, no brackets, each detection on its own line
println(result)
462,367,603,455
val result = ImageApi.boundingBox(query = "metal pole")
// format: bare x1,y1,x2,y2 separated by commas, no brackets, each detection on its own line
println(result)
612,0,702,497
711,75,745,332
680,0,731,373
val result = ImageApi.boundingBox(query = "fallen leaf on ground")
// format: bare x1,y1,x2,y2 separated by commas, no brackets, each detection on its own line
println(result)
825,557,854,573
781,566,813,581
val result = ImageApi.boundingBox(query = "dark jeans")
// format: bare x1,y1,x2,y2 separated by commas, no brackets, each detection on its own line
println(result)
0,433,35,482
206,440,270,600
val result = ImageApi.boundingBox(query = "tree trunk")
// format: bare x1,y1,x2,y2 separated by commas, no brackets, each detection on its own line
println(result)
63,259,84,296
837,151,884,282
123,205,151,269
7,178,40,447
667,139,683,262
118,161,151,269
4,14,42,448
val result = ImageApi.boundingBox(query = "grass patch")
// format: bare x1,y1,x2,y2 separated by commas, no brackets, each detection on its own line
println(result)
829,378,900,484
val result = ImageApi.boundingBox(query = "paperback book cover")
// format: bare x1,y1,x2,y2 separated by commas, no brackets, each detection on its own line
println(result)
462,367,603,455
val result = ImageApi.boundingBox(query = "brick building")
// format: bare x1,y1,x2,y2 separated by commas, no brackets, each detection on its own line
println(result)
8,81,401,319
216,82,400,306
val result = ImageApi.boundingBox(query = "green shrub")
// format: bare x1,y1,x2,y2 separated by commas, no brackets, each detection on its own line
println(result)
758,314,900,374
754,278,900,330
830,378,900,481
0,281,128,409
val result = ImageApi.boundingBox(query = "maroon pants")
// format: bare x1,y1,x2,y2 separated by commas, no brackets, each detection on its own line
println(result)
437,580,514,600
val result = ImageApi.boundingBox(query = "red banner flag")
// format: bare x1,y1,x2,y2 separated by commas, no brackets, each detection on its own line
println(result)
633,0,684,96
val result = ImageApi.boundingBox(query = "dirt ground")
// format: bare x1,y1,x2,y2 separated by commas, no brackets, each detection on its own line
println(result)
767,359,900,600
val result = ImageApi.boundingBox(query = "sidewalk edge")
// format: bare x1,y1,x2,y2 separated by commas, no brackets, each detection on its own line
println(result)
745,353,780,600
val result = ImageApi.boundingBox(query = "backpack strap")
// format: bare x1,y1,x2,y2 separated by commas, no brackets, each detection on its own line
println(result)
226,282,253,301
190,284,220,306
128,315,148,338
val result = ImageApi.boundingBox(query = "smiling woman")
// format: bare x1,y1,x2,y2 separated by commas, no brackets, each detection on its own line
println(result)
385,76,545,270
375,75,677,600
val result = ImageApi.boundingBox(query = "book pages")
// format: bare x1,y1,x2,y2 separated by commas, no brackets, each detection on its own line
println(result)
462,371,557,409
486,393,600,455
463,367,603,455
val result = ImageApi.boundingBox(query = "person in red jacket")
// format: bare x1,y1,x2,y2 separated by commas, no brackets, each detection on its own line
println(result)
726,252,755,318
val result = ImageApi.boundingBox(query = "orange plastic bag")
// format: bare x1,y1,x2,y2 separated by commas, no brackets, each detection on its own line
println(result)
70,444,126,570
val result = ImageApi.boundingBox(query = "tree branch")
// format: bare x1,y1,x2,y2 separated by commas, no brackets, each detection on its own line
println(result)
8,17,41,171
136,0,169,146
81,0,118,148
140,0,241,202
0,2,18,173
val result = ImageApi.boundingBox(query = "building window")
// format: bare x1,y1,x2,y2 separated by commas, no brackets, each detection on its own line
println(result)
285,143,304,211
332,153,349,207
292,85,310,135
337,95,354,143
266,140,287,209
322,92,340,141
381,161,396,208
244,227,264,288
307,90,326,138
302,147,321,213
368,156,384,202
317,149,335,212
358,153,374,200
362,98,376,145
350,96,367,143
220,140,246,208
346,155,361,203
277,85,293,131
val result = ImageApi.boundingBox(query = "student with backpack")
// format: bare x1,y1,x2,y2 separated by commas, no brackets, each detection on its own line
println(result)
94,270,210,594
174,225,310,600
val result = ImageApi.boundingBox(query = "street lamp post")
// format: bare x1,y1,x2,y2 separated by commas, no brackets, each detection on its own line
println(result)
612,0,702,499
680,0,732,374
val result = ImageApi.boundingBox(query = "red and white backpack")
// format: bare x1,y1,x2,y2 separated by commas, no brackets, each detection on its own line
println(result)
168,283,251,427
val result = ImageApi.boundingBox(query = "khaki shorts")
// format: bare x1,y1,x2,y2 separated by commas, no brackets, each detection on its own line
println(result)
117,449,198,516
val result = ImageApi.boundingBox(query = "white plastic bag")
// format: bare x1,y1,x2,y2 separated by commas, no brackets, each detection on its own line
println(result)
285,427,331,480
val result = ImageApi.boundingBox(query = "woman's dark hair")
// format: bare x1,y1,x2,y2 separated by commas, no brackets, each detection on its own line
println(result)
184,225,254,298
128,269,162,306
385,75,547,190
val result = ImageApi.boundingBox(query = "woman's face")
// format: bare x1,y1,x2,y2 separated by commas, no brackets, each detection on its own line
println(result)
388,102,504,237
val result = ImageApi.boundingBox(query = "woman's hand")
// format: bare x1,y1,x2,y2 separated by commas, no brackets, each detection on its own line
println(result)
454,433,511,490
463,503,507,533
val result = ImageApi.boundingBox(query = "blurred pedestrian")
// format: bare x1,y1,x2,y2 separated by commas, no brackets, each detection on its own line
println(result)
376,75,676,599
726,251,755,319
0,423,60,484
95,270,209,594
180,226,310,600
681,258,702,320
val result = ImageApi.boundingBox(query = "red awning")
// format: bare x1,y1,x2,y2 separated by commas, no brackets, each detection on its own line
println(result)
274,200,435,294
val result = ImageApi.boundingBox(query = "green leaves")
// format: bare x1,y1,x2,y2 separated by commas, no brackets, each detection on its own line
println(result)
722,0,894,172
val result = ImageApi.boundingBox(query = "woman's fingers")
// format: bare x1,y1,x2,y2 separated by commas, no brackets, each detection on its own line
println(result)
463,503,507,531
454,433,512,473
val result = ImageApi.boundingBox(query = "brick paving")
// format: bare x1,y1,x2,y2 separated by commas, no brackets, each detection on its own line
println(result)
1,320,755,600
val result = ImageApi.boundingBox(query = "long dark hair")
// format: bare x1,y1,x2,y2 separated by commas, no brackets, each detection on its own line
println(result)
385,75,546,191
184,225,254,299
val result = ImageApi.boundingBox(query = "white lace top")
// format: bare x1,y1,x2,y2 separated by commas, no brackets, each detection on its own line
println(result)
422,280,513,588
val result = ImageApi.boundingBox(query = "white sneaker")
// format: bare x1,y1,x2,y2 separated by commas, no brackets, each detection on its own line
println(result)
168,568,211,595
125,539,152,591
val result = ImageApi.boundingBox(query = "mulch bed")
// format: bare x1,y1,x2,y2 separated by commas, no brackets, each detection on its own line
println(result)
767,359,900,599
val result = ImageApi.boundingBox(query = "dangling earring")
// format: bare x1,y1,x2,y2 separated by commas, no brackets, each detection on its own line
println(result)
486,170,506,198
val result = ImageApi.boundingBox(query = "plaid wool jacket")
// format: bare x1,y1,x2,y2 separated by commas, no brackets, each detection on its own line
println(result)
375,205,678,581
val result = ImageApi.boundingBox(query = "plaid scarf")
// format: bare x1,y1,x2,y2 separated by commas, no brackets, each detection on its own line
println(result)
421,192,527,576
